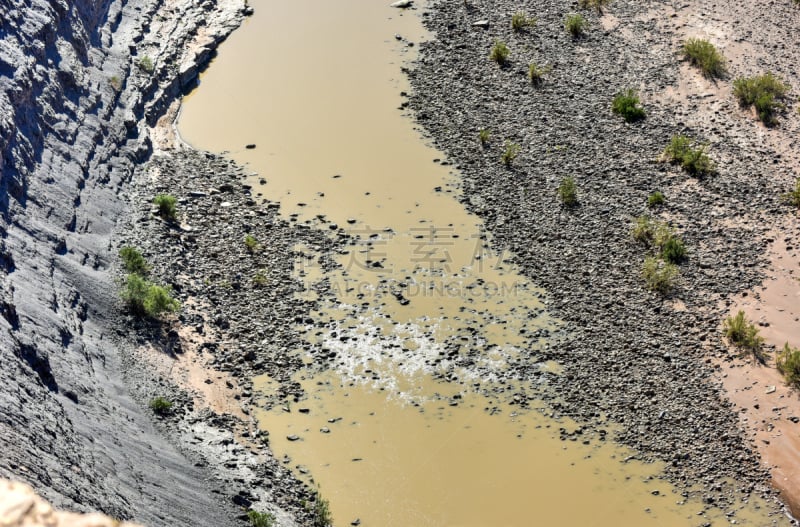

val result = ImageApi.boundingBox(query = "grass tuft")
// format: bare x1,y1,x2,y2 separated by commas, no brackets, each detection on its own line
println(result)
723,310,764,356
565,14,589,38
247,511,275,527
244,234,260,254
682,38,727,78
558,177,578,207
782,178,800,207
661,134,715,176
511,12,536,32
528,63,552,85
490,40,510,65
501,140,520,166
642,256,678,293
138,56,154,73
478,128,491,145
647,191,665,208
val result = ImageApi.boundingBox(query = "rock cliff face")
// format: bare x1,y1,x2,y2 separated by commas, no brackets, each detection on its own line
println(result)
0,0,249,524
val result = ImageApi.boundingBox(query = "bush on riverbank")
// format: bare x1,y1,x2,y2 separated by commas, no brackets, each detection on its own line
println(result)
528,62,552,85
122,274,180,317
558,177,578,206
647,191,665,208
733,72,790,125
149,397,173,416
777,343,800,388
723,310,764,356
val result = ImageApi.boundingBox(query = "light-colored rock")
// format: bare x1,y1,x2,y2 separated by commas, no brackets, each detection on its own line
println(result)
390,0,413,8
0,480,143,527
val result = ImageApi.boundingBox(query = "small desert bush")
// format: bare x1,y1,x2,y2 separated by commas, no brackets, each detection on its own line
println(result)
244,234,259,253
612,89,645,122
153,194,177,221
511,12,536,32
733,72,790,125
501,140,520,166
723,310,764,355
558,177,578,206
149,397,172,415
490,40,510,65
120,246,149,275
478,128,491,145
579,0,611,13
247,511,275,527
122,274,180,317
682,38,727,78
661,134,715,176
565,13,589,37
642,256,678,293
660,236,687,264
647,191,665,208
777,343,800,388
138,55,154,73
109,75,122,91
253,269,269,287
782,178,800,207
528,63,552,85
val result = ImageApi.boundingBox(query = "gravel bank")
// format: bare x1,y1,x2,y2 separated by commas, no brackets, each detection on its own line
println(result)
407,0,800,518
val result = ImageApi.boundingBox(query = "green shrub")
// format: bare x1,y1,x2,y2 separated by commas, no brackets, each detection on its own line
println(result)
110,75,122,91
579,0,611,14
253,269,269,287
119,246,149,275
153,194,178,221
122,274,180,317
501,141,520,166
611,89,645,122
632,216,655,243
139,56,154,73
149,397,172,415
528,63,552,85
478,128,491,145
311,489,332,527
247,510,275,527
490,40,510,65
511,12,536,32
777,343,800,388
782,178,800,207
647,191,665,208
244,234,259,254
660,236,687,263
682,38,727,78
565,14,589,37
661,134,715,176
558,177,578,206
733,72,790,125
723,310,764,355
642,256,678,293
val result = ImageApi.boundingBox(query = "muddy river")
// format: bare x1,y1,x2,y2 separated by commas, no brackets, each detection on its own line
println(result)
178,0,787,525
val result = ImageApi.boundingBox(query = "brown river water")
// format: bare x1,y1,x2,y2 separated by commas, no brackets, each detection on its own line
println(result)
178,0,788,525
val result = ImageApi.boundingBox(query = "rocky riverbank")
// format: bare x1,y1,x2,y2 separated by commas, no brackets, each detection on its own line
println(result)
407,0,800,519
